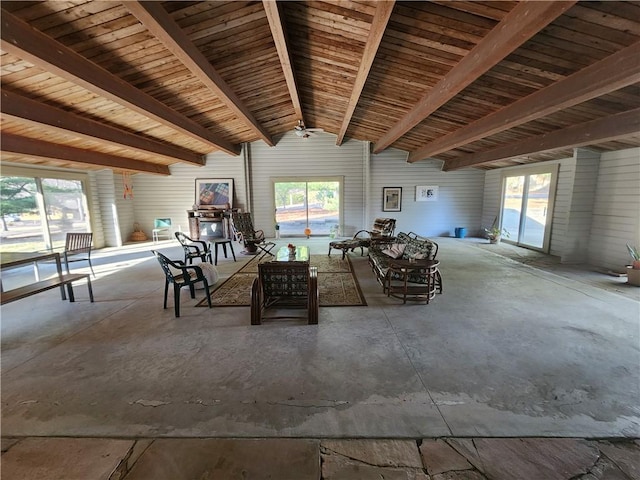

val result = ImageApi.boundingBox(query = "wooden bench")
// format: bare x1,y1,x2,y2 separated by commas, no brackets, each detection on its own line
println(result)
1,273,94,305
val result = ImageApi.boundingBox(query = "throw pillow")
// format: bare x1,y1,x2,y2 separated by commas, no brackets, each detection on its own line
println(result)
382,243,406,259
196,263,219,289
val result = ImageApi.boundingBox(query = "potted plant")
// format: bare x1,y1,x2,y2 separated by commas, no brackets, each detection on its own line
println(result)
484,218,510,244
626,244,640,286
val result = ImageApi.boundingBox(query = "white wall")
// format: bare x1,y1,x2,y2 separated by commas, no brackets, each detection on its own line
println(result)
248,131,366,237
131,149,245,240
481,147,640,272
370,149,485,237
588,147,640,271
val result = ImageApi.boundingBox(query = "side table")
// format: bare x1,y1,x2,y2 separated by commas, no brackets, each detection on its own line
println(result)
211,239,237,266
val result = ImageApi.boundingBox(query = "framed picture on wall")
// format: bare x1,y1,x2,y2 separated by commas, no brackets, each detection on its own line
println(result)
195,178,234,209
416,185,438,202
383,187,402,212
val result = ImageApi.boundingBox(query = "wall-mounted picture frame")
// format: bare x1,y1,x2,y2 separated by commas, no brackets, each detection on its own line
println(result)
195,178,234,209
383,187,402,212
416,185,438,202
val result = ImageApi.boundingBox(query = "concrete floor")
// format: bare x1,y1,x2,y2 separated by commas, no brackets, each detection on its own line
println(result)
1,236,639,478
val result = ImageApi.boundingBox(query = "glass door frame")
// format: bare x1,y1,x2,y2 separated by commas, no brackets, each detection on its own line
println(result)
1,166,92,252
499,164,559,253
271,176,344,238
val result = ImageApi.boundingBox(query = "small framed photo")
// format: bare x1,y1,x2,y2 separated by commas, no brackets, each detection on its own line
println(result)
195,178,234,209
383,187,402,212
416,185,438,202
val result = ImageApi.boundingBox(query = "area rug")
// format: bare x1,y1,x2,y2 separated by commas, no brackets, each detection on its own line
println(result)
196,254,366,307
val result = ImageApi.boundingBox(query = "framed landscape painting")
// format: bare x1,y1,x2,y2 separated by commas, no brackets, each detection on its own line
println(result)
383,187,402,212
195,178,234,209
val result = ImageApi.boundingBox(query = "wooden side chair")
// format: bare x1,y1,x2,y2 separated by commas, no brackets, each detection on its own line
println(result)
250,262,318,325
175,231,212,264
152,250,212,318
63,232,95,277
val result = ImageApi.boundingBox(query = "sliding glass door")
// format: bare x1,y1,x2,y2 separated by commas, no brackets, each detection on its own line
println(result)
1,175,90,252
274,178,341,237
500,166,557,251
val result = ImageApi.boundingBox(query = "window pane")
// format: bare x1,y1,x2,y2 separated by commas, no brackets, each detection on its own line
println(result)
0,177,45,252
42,178,89,250
521,173,551,248
502,175,524,239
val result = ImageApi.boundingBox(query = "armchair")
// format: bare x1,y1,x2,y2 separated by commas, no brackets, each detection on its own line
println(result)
354,217,397,249
152,218,173,243
251,262,318,325
152,250,212,318
175,231,212,264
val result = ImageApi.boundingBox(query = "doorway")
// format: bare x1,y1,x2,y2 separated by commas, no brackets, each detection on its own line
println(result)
273,178,342,237
500,166,558,252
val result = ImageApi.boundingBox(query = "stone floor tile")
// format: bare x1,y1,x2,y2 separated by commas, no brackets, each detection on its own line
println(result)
321,453,429,479
420,439,473,475
447,438,600,480
597,440,640,480
0,437,134,480
123,438,319,479
110,439,154,480
2,437,21,453
579,454,631,480
432,471,487,480
321,439,423,468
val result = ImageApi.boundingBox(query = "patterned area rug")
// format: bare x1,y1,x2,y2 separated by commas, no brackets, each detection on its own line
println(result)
196,254,366,307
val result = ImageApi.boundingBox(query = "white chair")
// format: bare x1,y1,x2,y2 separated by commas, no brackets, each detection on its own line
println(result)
152,218,173,243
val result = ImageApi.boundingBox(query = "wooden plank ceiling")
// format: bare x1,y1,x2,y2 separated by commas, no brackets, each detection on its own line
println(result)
1,1,639,175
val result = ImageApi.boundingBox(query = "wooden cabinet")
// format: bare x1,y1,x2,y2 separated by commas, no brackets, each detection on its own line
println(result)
187,209,238,241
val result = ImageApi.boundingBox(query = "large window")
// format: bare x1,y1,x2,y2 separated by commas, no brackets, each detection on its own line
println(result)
1,174,90,253
500,165,558,252
273,178,342,237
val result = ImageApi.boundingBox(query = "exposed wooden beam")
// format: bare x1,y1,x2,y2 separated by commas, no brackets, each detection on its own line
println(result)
126,1,275,147
408,42,640,163
263,0,303,123
336,1,395,146
0,8,240,156
373,1,576,154
1,90,205,166
1,133,171,175
443,108,640,171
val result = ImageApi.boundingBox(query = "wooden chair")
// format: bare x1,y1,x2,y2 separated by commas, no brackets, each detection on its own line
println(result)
152,250,212,318
63,232,95,277
353,217,397,249
175,231,212,264
250,262,318,325
231,212,275,258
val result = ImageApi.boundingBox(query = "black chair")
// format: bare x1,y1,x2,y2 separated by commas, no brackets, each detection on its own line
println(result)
63,232,95,277
250,261,318,325
175,231,212,264
152,250,212,318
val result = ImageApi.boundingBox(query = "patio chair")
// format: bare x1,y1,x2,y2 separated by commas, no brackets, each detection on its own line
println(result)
152,218,173,243
175,231,212,264
231,212,275,258
251,261,319,325
353,217,397,249
63,232,95,277
152,250,212,318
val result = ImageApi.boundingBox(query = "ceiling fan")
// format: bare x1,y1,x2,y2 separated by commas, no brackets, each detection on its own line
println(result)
294,120,323,138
